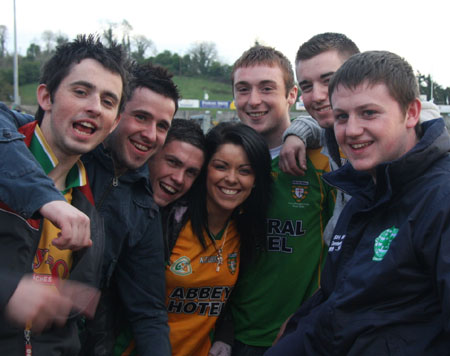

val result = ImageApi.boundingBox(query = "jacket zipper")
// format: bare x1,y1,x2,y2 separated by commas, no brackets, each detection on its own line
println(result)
97,176,119,209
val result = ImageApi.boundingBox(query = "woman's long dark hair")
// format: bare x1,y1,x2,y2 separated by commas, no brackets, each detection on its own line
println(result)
188,122,272,264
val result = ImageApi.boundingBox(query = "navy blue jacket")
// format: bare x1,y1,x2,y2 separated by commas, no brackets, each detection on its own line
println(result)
0,104,170,355
79,145,169,356
0,103,65,218
266,119,450,356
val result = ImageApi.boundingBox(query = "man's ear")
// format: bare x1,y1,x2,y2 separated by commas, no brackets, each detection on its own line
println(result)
36,84,52,111
109,114,121,134
405,98,421,129
287,85,298,107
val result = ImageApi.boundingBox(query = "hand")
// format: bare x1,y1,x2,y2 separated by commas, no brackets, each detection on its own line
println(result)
5,276,73,333
39,200,92,251
209,341,232,356
279,135,307,176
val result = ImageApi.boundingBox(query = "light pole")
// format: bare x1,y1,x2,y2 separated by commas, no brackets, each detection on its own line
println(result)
13,0,20,107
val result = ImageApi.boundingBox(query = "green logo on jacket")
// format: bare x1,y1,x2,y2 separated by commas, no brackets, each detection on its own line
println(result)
372,226,399,261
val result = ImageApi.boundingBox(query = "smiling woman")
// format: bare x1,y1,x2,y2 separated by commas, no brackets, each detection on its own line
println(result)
166,122,272,356
114,122,273,356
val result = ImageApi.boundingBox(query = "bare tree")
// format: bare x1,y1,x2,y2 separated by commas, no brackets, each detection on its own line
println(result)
132,35,155,62
120,19,133,53
42,30,56,53
188,42,218,75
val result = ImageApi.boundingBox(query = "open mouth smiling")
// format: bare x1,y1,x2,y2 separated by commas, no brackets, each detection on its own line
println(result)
350,142,372,149
219,187,239,195
73,121,96,135
247,111,267,118
160,182,177,195
131,140,150,152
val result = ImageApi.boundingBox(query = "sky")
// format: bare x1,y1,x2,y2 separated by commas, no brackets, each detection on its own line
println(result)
1,0,449,88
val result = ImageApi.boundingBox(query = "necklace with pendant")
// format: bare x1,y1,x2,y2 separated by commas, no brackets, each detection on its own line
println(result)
208,221,230,272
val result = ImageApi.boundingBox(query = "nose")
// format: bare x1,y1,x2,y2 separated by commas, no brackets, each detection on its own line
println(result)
225,169,238,184
248,90,262,107
141,121,157,144
345,115,364,137
171,169,184,185
86,95,102,117
312,84,328,103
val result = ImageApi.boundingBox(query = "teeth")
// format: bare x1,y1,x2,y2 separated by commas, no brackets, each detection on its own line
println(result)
351,142,371,149
220,188,238,195
161,182,176,194
133,142,149,151
73,121,95,135
79,122,95,128
248,112,266,118
74,128,91,136
316,106,330,112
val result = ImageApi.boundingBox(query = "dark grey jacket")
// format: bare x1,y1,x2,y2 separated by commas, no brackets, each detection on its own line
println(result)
0,120,104,356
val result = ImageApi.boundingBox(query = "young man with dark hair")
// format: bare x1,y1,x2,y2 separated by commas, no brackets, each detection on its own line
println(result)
279,33,359,247
113,119,206,355
148,118,206,208
0,59,180,355
79,62,179,356
214,45,334,356
0,34,126,355
266,51,450,355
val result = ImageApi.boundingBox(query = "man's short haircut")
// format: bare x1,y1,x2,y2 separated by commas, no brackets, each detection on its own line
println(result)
129,62,181,113
36,34,130,121
295,32,359,64
164,118,206,154
329,51,420,116
231,45,296,97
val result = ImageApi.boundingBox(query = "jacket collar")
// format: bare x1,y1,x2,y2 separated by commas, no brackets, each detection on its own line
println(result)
325,118,450,206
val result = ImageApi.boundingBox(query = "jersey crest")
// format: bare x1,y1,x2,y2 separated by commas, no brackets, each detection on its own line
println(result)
170,256,192,276
227,252,238,275
291,180,309,203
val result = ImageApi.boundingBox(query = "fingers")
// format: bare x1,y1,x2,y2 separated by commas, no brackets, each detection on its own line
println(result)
39,201,92,250
31,292,72,333
279,136,308,176
5,276,73,333
281,153,306,176
209,341,232,356
58,280,100,319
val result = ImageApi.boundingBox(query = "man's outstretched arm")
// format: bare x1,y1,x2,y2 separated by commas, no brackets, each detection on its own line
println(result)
0,103,91,249
279,116,322,176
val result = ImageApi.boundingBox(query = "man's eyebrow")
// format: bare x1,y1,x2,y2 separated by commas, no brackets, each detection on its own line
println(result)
234,80,250,86
165,154,182,164
70,80,94,89
299,72,335,87
259,80,277,86
298,79,311,87
235,79,277,87
320,71,335,80
132,109,152,117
